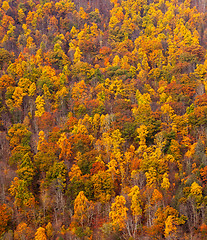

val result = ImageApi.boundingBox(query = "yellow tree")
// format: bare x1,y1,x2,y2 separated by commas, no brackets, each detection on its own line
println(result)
187,182,203,228
37,130,46,151
35,95,45,117
12,87,24,109
72,80,87,103
137,125,148,152
113,55,121,66
127,185,142,238
18,9,25,23
165,215,177,239
121,56,130,70
109,195,128,231
68,164,83,182
45,222,54,239
161,173,170,191
151,206,186,239
132,90,153,134
79,7,88,20
57,132,72,160
70,191,94,238
70,26,78,38
73,46,82,63
2,1,10,12
73,191,90,226
91,170,114,203
14,222,33,240
35,227,47,240
102,129,125,186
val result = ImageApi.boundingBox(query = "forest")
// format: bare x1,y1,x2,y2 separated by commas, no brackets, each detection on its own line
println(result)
0,0,207,239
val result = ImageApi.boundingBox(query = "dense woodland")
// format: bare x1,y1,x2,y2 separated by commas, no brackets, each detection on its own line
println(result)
0,0,207,239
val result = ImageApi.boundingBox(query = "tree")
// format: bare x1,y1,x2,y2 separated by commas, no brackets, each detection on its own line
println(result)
73,47,82,63
12,87,24,109
70,191,94,239
72,80,87,103
18,9,25,23
7,124,32,166
44,160,67,190
9,177,34,209
0,204,11,236
14,222,33,240
109,195,128,231
91,170,114,203
0,75,15,90
35,95,45,117
7,124,31,148
188,182,203,227
127,185,142,238
17,153,35,185
57,132,72,160
35,227,47,240
150,206,186,239
165,215,177,239
161,173,170,191
45,222,54,239
137,125,148,152
35,131,58,172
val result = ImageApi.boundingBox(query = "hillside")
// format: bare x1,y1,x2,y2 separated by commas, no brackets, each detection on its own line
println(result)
0,0,207,239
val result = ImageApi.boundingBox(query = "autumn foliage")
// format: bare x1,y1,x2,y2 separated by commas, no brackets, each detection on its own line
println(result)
0,0,207,239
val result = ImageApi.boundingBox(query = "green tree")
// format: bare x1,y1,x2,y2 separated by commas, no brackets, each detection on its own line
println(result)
17,153,35,185
9,177,34,209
